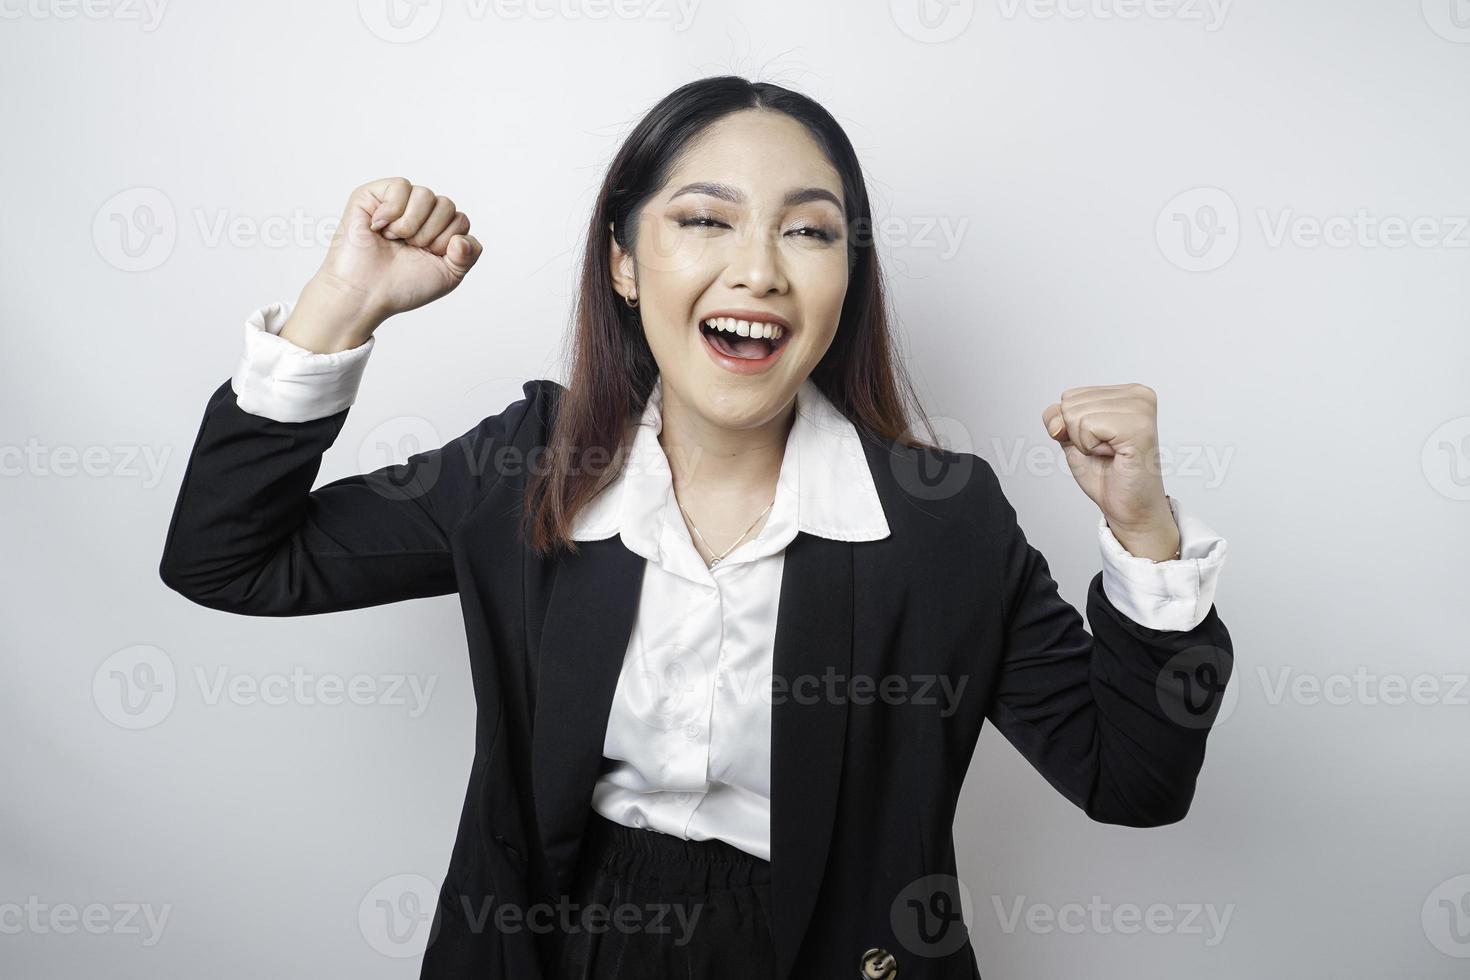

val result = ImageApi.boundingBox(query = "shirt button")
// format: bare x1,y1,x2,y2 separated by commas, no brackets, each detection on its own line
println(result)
683,723,701,740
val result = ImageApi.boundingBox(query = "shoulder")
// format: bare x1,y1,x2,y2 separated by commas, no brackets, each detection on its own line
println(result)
852,425,1012,540
462,378,565,449
422,379,563,502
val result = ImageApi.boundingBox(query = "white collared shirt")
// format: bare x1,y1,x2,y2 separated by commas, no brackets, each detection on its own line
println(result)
569,371,892,861
230,300,1228,861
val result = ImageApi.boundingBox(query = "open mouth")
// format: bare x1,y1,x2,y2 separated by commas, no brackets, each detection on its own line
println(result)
698,317,790,361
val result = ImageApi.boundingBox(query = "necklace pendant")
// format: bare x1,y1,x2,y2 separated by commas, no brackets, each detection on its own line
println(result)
709,556,722,566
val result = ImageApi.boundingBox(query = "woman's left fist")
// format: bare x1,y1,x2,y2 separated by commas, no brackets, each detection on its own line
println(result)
1041,383,1178,548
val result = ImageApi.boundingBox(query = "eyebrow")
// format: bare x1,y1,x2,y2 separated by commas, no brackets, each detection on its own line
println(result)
668,181,844,212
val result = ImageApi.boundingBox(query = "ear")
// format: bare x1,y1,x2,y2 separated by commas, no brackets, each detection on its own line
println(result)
608,221,637,302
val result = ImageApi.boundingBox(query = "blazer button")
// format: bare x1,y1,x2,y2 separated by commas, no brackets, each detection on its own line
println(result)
860,947,897,979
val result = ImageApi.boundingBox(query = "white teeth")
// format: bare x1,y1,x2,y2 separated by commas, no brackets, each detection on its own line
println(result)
702,318,783,340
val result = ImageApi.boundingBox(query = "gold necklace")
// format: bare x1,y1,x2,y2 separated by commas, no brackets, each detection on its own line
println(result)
676,495,775,566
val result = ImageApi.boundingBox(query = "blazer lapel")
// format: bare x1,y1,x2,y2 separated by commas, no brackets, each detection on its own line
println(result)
530,536,647,896
770,531,854,980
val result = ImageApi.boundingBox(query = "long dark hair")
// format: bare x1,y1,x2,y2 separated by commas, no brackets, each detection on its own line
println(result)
522,75,937,557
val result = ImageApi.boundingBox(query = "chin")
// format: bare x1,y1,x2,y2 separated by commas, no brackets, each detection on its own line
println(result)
693,379,797,426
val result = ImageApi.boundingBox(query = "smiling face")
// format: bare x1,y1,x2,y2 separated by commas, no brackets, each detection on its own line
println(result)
609,108,851,431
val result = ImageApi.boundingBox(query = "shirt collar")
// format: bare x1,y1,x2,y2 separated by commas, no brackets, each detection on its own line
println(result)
568,374,890,569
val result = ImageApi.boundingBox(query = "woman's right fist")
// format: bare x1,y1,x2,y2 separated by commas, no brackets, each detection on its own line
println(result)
315,177,484,325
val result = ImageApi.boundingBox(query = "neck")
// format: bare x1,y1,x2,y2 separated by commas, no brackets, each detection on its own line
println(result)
656,385,795,501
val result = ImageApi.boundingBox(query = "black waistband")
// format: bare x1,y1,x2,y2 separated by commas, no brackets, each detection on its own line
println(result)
579,811,772,891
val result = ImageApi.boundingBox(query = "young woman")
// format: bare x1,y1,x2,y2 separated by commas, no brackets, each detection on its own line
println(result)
160,76,1232,980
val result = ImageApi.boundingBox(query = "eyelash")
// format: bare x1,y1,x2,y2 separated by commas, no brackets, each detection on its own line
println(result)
676,215,835,242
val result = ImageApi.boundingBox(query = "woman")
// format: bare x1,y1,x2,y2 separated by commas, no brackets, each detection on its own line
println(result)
159,76,1232,980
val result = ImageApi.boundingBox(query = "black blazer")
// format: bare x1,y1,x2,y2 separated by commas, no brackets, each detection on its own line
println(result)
159,376,1233,980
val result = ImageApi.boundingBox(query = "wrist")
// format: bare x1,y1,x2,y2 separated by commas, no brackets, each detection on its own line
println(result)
279,274,384,354
1106,497,1181,562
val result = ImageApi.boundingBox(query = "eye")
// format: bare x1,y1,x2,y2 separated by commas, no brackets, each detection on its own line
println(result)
788,225,835,241
676,215,728,229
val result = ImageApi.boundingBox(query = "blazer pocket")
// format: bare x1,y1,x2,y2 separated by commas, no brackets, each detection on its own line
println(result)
490,833,529,874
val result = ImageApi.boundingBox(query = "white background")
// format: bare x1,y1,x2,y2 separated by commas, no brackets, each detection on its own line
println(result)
3,0,1469,976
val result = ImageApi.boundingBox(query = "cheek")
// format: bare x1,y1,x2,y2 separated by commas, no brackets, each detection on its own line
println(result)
799,256,850,333
637,221,719,280
640,311,693,358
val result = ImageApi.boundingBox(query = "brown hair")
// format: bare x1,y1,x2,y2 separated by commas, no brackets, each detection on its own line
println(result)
521,75,938,557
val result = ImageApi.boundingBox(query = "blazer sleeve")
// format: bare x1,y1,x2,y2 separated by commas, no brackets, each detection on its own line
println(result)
978,460,1234,827
158,375,543,617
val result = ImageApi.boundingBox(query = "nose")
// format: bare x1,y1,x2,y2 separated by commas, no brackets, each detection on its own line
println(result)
720,222,788,296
